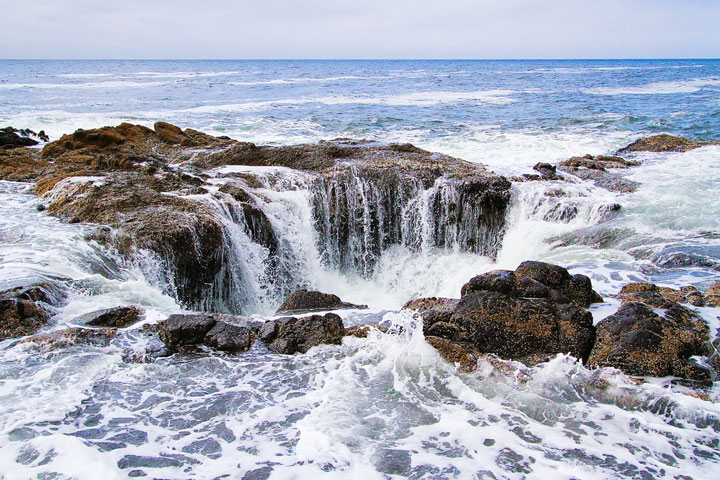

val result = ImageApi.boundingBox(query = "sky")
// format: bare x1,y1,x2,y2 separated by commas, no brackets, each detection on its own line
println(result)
1,0,719,59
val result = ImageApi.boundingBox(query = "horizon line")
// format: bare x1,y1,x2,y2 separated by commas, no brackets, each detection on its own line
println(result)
1,57,719,62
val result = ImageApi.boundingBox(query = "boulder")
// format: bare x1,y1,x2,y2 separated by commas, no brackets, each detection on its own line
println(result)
532,162,559,179
0,127,43,148
157,314,217,350
557,155,640,193
275,290,367,315
462,262,603,308
203,322,254,352
425,336,478,372
587,302,711,382
74,306,144,328
259,313,345,354
447,290,596,362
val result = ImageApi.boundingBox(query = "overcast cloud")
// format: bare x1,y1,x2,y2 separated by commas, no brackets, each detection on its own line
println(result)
1,0,718,59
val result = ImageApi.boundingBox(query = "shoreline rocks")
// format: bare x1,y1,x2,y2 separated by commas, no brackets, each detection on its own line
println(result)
259,313,345,354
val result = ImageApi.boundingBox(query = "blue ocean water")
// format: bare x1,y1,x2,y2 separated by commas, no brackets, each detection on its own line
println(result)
2,59,719,168
2,60,720,479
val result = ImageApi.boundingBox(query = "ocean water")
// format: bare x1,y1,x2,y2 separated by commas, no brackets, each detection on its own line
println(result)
1,59,720,479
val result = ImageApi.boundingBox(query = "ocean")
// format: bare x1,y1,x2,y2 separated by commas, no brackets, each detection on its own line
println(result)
1,59,720,479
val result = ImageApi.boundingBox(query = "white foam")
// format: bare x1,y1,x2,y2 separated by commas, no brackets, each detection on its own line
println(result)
0,80,170,90
587,77,720,95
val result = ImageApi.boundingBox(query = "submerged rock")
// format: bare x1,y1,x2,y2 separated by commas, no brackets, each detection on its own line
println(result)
21,327,117,349
75,306,144,328
1,126,47,148
259,313,345,354
275,289,367,315
587,302,711,382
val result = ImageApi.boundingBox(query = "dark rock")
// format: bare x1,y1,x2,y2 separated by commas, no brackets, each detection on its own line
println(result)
0,298,49,341
450,290,596,362
618,134,717,153
157,314,217,350
0,127,40,148
587,302,711,382
532,162,558,179
275,290,367,315
618,282,695,308
402,297,459,312
260,313,345,354
204,322,254,352
462,262,602,308
557,164,639,193
75,306,144,328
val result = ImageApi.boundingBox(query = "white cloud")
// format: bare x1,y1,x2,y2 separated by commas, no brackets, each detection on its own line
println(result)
1,0,719,59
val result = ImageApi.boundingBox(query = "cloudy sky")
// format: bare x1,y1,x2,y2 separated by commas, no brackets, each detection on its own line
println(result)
2,0,719,59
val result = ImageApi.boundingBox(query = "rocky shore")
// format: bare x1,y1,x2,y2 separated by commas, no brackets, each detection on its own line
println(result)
2,123,719,388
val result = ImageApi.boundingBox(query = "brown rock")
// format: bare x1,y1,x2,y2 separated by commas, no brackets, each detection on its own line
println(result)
587,302,711,382
259,313,345,354
22,327,117,349
704,281,720,307
74,306,144,328
0,298,49,340
344,324,388,338
618,134,716,153
425,336,478,372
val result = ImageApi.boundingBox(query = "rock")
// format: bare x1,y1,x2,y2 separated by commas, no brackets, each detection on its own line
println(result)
344,324,388,338
618,282,699,308
157,314,217,350
425,336,478,372
680,286,705,307
462,262,602,308
275,290,367,315
0,127,40,148
587,302,711,382
560,155,639,170
532,162,558,179
0,281,66,306
203,322,254,352
260,313,345,354
0,298,49,341
74,306,144,328
402,297,459,312
618,134,717,153
557,154,640,193
21,327,117,349
447,290,596,362
704,281,720,307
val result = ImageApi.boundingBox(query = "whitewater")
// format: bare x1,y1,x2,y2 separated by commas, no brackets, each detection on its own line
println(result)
1,60,720,479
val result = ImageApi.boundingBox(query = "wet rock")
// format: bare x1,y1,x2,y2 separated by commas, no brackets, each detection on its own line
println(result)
260,313,345,354
344,324,389,338
275,289,367,315
680,286,705,307
532,162,559,179
22,327,117,348
588,302,711,382
560,154,639,170
74,306,144,328
402,297,459,312
203,322,254,352
618,282,697,308
425,336,478,372
157,314,217,350
448,290,596,362
557,164,639,193
618,134,717,153
0,148,49,182
0,298,49,341
0,280,66,306
0,127,42,148
462,262,602,308
704,281,720,307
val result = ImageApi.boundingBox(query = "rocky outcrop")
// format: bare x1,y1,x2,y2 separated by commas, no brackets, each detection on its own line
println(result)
617,282,700,308
618,134,718,153
156,314,257,353
411,262,601,365
74,306,144,328
558,154,640,193
21,327,117,349
1,127,48,149
276,290,367,315
259,313,345,354
587,302,711,382
704,281,720,307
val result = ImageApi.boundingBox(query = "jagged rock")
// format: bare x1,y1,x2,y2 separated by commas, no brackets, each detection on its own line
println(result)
203,322,254,352
74,306,144,328
425,336,478,372
618,134,717,153
275,290,367,315
259,313,344,354
157,314,217,350
557,163,639,193
0,127,42,148
560,154,639,170
704,281,720,307
587,302,711,382
402,297,459,312
21,327,117,349
680,286,705,307
0,280,66,306
462,262,603,308
532,162,559,179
